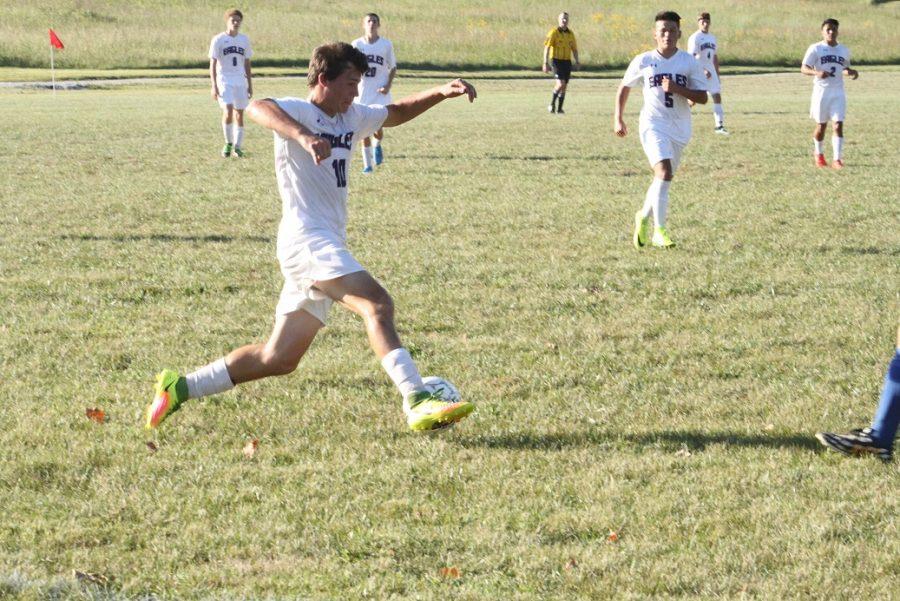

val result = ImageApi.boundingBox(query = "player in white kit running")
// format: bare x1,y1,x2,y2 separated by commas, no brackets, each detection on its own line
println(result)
614,11,708,249
801,18,858,169
351,13,397,173
146,42,478,433
209,8,254,158
687,11,728,134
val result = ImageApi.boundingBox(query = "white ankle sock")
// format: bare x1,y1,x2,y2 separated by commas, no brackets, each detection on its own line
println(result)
814,139,824,155
832,136,843,161
233,125,244,149
185,358,234,400
641,178,660,219
381,348,424,399
652,179,671,228
713,103,724,127
223,122,233,144
362,146,374,169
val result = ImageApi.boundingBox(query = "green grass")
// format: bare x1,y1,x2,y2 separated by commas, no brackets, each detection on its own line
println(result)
1,70,899,598
3,0,900,70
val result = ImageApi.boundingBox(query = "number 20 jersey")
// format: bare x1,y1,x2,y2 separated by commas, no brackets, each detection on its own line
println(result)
803,42,851,91
621,49,707,144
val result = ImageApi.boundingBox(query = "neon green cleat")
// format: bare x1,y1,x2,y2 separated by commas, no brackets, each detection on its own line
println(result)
651,226,675,248
145,369,189,429
233,146,245,158
633,211,650,249
403,391,474,432
221,143,232,158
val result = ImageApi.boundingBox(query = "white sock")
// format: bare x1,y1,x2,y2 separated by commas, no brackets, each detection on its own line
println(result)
641,178,661,219
362,146,374,169
185,357,234,400
223,122,233,144
814,139,824,155
233,125,244,149
652,179,671,229
381,348,424,399
373,137,381,148
713,103,724,127
832,136,844,161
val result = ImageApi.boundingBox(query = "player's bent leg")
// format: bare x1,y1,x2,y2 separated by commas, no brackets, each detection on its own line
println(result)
315,271,400,358
650,160,675,248
222,105,235,157
373,128,384,166
233,109,246,157
361,136,374,173
813,123,827,167
225,309,323,385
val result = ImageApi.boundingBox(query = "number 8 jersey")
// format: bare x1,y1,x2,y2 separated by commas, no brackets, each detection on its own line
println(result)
209,32,253,86
803,42,851,91
621,49,707,144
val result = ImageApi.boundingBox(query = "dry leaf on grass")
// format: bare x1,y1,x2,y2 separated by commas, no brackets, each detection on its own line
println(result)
439,566,461,579
564,558,578,570
607,530,620,542
243,438,259,459
73,570,112,586
145,441,158,453
85,408,106,423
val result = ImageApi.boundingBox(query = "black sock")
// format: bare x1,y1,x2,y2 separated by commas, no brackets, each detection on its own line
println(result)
551,92,558,109
557,93,566,111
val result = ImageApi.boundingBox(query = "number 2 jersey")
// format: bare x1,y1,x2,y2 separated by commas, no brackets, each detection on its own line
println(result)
271,98,388,247
803,42,851,92
621,49,707,144
209,32,253,87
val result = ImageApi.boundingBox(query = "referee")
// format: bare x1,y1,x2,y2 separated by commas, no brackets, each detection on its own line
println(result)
542,12,579,114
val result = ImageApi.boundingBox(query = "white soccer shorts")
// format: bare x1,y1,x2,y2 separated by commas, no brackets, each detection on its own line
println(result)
810,89,846,123
640,127,686,172
275,231,365,324
217,83,250,110
704,70,721,95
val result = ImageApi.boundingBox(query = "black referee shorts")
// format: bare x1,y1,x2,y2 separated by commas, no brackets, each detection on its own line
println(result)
551,59,572,83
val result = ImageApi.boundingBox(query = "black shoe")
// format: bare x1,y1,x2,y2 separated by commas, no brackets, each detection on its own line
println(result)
557,108,565,114
816,428,892,462
547,104,555,113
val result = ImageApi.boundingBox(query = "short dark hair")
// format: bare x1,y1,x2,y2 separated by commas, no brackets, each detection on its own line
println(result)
698,12,711,21
365,13,380,24
224,8,243,21
655,11,681,26
822,18,839,29
307,42,369,88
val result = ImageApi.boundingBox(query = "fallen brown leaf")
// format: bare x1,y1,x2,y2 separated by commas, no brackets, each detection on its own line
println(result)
439,566,461,579
607,530,620,542
73,570,112,586
243,438,259,459
564,557,578,570
85,408,106,424
145,441,158,453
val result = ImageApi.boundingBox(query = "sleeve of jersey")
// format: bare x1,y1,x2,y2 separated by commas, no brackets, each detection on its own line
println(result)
272,97,307,123
387,42,397,70
845,48,852,68
621,56,643,88
802,45,817,68
570,34,577,52
245,37,253,59
354,104,389,140
208,37,218,60
687,34,697,55
544,30,556,48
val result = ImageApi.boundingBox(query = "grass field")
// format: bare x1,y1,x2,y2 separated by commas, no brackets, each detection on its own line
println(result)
4,0,900,70
1,69,899,598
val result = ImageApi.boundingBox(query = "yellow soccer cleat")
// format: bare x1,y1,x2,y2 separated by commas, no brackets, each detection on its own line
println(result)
145,369,189,429
403,391,474,432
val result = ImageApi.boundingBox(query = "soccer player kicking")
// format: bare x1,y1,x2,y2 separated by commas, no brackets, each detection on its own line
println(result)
209,8,254,158
614,11,707,249
146,43,477,432
542,12,579,114
687,11,728,134
817,326,900,462
801,18,858,169
352,13,397,173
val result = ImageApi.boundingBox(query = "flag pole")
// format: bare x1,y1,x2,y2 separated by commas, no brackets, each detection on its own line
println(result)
50,43,56,95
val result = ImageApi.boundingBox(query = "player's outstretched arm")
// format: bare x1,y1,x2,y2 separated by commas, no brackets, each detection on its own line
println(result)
382,79,477,128
613,84,630,137
246,99,332,164
661,76,708,104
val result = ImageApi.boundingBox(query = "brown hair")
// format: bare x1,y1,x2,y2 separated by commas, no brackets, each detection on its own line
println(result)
224,8,243,21
307,42,369,88
655,11,681,26
698,12,710,21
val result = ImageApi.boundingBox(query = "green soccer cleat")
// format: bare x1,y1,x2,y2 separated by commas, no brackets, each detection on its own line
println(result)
403,391,474,432
145,369,189,429
221,143,233,158
633,211,650,249
651,226,675,248
233,147,245,158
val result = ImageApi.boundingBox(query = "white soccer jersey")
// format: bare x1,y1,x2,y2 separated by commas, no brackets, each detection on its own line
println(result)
209,32,253,86
622,49,707,144
271,98,388,245
351,37,397,104
803,42,851,91
687,31,718,71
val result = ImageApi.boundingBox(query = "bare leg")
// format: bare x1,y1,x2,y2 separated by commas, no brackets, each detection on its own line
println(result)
224,309,323,384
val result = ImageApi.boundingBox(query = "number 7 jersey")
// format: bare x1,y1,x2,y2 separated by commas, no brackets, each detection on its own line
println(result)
803,42,851,91
621,49,707,144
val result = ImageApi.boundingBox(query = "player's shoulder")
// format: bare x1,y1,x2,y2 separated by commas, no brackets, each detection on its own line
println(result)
210,31,226,43
351,36,365,48
688,30,699,41
237,33,251,43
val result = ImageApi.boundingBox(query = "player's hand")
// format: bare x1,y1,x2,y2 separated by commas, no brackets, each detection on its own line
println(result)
848,69,859,80
211,87,219,100
661,76,677,93
441,78,477,102
614,119,627,137
704,69,711,79
573,62,580,71
247,87,253,98
378,85,391,94
299,134,331,165
542,63,550,74
817,70,831,79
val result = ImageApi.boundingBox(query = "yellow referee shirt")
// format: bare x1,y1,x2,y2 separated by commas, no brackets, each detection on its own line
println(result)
545,27,577,61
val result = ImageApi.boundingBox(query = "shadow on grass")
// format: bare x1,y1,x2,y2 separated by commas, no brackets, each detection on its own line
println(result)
61,233,271,244
455,429,821,452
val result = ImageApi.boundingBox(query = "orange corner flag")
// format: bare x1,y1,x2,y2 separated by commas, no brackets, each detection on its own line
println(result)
49,29,64,50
